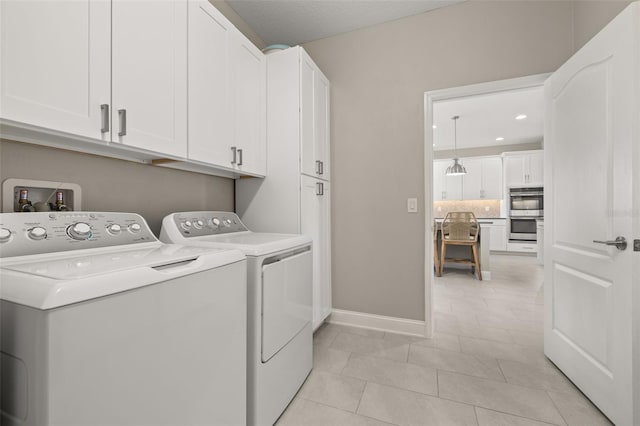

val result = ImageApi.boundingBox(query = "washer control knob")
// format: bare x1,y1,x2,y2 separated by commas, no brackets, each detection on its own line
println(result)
67,223,91,240
106,224,122,235
181,221,192,231
0,228,12,243
194,220,204,229
223,218,232,227
129,223,142,234
211,218,221,227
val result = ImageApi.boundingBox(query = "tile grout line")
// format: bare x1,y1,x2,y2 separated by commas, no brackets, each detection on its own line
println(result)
544,390,571,426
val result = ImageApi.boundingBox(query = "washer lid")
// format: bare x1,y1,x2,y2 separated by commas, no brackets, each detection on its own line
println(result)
184,232,312,257
0,244,245,309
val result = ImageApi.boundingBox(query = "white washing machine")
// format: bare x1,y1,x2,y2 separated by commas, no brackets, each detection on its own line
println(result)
160,211,312,426
0,212,247,426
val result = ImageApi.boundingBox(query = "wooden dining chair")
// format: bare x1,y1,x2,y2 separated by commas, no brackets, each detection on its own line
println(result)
440,212,482,280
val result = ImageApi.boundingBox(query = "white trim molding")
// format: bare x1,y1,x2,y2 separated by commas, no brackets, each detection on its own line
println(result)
329,309,426,337
423,73,551,341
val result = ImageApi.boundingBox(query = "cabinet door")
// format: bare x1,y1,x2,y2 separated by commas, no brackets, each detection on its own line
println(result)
315,72,330,181
230,30,266,176
461,158,482,200
504,155,525,187
301,175,332,330
112,0,187,157
0,0,110,140
433,160,447,201
445,171,463,201
487,224,507,251
482,156,503,199
526,151,544,185
187,0,234,167
300,52,317,177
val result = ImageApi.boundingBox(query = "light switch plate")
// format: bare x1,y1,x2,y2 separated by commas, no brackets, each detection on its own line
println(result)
407,198,418,213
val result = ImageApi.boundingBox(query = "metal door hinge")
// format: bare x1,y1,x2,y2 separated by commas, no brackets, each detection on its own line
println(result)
634,239,640,252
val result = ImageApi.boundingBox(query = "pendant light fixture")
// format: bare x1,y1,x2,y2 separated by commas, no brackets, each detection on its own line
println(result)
445,115,467,176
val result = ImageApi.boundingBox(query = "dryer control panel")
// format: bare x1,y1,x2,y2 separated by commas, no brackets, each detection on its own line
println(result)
169,212,248,238
0,212,157,258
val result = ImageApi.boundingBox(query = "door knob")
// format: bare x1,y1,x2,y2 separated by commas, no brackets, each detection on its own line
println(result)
593,236,627,251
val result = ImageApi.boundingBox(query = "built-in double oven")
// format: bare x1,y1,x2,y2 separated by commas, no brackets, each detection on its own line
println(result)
508,187,543,242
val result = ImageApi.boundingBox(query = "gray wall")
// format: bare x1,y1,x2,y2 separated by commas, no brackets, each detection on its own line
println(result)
0,140,234,236
302,0,627,321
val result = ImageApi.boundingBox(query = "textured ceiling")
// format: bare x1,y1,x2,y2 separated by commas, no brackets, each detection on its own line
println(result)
433,87,544,151
226,0,463,46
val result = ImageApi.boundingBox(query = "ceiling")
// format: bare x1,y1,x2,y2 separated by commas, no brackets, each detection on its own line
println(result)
226,0,463,46
432,87,544,151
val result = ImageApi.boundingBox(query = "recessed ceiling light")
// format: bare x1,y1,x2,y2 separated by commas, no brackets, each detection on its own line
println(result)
515,114,527,120
496,137,504,141
432,125,437,129
432,143,436,146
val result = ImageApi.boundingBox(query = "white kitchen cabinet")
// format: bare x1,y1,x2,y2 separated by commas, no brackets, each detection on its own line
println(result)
479,219,507,251
460,156,502,200
503,150,544,187
301,176,332,329
236,46,332,330
433,159,463,201
0,0,111,141
300,50,331,181
112,0,188,158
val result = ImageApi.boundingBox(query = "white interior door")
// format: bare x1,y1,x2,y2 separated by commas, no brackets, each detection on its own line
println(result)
544,4,637,426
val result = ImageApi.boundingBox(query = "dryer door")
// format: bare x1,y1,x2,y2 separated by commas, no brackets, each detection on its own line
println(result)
261,249,312,362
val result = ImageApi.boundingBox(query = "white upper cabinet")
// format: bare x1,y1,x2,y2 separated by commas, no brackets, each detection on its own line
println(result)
433,159,463,201
187,0,234,167
461,158,483,200
229,31,266,176
1,0,265,178
436,156,502,201
300,50,330,181
111,0,188,158
503,150,544,187
479,156,503,199
0,0,110,141
187,0,265,175
462,157,503,200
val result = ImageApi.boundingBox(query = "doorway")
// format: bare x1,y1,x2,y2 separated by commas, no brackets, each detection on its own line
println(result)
423,73,549,338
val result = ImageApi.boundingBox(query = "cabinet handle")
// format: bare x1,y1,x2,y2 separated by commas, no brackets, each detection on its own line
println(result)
118,109,126,136
320,161,324,175
237,148,243,166
316,160,322,175
316,182,324,196
443,191,446,200
230,146,237,165
100,104,109,133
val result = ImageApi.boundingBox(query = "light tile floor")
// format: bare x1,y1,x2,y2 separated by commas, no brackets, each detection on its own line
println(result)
276,254,614,426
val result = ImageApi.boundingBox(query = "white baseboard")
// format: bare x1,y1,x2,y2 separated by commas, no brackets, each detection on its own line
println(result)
329,309,426,337
482,270,492,280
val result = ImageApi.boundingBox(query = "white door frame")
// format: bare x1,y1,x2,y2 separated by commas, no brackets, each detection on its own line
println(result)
423,73,551,338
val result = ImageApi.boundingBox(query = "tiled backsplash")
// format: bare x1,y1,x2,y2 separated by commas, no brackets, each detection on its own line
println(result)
434,199,503,218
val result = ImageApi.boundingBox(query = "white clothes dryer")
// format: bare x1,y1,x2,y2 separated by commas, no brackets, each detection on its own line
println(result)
0,212,247,426
160,211,312,426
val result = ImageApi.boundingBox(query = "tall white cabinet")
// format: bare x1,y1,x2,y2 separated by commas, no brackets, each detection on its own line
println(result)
236,46,331,331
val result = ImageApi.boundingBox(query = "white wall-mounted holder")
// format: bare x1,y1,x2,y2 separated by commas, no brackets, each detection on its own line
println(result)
2,178,82,213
